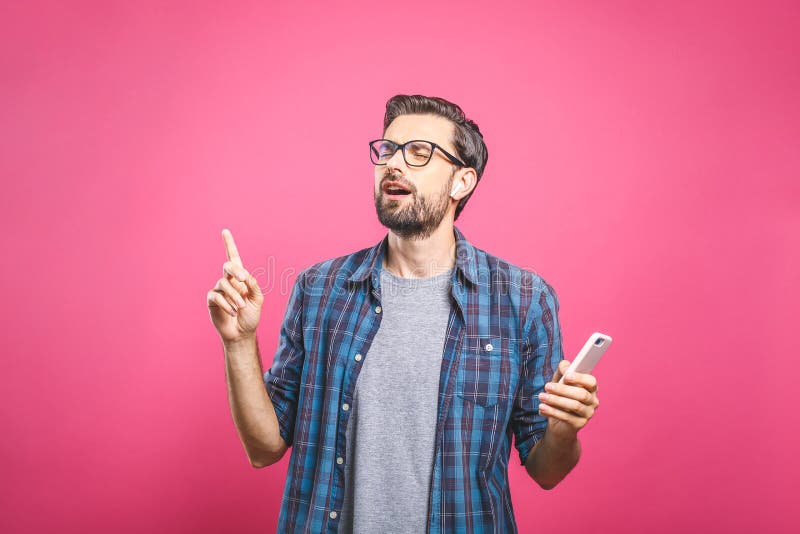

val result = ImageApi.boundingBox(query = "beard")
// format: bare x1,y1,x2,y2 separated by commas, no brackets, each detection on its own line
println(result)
374,170,455,240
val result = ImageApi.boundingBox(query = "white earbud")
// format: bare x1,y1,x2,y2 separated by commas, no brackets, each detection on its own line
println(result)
450,182,463,198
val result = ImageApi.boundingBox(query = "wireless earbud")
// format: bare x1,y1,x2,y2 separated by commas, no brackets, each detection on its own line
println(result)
450,182,463,198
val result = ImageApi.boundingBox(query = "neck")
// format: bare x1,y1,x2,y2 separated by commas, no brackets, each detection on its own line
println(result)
383,223,456,279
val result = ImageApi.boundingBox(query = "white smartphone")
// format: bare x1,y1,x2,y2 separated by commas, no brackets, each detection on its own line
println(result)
558,332,613,384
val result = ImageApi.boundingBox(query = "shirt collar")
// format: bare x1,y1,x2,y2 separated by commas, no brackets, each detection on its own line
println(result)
347,226,479,287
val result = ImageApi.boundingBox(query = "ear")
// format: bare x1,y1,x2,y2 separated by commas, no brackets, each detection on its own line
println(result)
450,168,477,201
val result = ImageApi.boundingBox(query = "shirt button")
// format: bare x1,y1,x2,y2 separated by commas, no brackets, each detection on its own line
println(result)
330,511,338,519
342,403,350,411
374,305,382,314
354,353,362,361
336,457,344,465
485,343,494,352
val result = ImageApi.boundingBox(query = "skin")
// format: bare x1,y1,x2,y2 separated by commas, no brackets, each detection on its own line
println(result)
207,230,286,467
207,114,600,487
373,114,477,278
526,359,599,489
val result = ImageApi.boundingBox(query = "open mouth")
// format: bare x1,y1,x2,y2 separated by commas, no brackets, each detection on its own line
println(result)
382,181,413,196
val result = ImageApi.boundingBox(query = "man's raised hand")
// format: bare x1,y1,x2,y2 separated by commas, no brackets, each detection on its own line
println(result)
207,228,264,343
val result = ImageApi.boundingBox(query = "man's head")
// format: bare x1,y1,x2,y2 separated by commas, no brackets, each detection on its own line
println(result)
372,94,488,239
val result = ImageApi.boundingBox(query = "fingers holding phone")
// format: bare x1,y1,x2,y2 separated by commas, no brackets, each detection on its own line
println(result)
538,332,611,438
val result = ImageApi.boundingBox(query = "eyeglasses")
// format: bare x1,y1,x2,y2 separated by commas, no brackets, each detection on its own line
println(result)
368,139,466,168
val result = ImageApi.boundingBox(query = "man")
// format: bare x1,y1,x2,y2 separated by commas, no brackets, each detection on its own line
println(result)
207,95,600,533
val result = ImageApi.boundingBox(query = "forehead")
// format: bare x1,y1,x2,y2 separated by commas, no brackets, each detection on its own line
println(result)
384,114,455,148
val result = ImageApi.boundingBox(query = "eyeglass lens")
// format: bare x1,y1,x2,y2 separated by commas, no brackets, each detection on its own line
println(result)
371,140,433,166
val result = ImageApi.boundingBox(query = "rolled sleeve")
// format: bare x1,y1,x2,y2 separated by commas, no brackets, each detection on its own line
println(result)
511,280,564,466
263,269,306,447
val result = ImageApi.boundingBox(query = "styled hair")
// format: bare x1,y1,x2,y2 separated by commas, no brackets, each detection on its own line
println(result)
382,94,488,221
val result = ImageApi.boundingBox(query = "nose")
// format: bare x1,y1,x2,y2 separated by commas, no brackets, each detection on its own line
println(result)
385,144,408,172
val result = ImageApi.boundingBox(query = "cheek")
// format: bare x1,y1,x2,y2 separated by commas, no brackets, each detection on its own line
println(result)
424,178,449,199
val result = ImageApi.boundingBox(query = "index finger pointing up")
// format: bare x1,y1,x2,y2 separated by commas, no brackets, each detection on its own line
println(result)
221,228,243,266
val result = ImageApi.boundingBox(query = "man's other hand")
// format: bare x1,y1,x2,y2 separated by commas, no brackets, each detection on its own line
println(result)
537,360,600,441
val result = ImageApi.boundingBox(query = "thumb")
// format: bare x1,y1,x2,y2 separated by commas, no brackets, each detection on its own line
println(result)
552,360,571,383
244,272,264,303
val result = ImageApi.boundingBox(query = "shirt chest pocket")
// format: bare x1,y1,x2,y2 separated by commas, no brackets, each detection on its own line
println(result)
456,336,518,408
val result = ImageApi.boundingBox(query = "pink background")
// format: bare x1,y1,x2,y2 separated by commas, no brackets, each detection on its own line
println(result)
2,1,797,532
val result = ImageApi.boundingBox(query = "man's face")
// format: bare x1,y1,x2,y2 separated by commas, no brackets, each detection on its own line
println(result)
374,114,459,239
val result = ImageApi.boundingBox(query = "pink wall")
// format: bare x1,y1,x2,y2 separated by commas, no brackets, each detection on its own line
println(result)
2,1,797,532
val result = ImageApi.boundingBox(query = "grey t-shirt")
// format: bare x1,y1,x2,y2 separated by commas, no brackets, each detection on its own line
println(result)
339,267,454,533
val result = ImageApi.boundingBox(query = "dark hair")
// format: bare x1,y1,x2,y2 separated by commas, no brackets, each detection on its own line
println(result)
382,94,488,221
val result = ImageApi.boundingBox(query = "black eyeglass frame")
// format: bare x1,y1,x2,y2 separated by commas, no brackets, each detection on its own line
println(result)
368,138,467,168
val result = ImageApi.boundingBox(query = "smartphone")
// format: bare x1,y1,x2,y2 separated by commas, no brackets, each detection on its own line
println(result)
558,332,612,384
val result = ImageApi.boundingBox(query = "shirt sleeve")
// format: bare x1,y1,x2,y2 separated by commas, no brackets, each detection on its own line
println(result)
263,269,307,447
511,280,564,466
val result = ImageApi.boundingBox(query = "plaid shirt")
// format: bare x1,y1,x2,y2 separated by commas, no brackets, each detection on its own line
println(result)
264,226,563,533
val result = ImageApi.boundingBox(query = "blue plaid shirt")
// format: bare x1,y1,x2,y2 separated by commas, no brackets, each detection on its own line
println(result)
264,226,563,533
